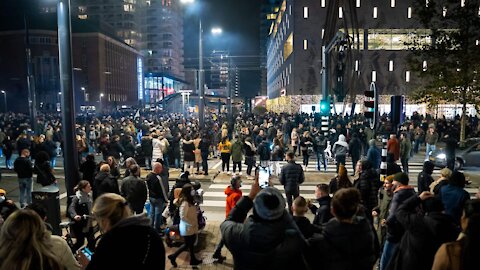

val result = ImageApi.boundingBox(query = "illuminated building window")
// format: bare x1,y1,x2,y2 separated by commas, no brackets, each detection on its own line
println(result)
355,60,359,71
373,7,378,18
321,0,326,8
408,7,412,18
391,0,395,8
356,0,360,8
304,7,309,18
443,7,447,17
284,33,293,59
389,60,394,71
406,71,411,82
322,29,325,38
423,61,427,71
339,7,343,18
78,14,88,19
461,0,465,7
372,71,377,82
303,39,308,50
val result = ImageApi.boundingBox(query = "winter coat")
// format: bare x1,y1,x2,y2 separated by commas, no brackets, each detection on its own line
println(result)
244,141,256,157
399,139,411,160
120,176,148,213
387,137,400,161
373,188,392,247
293,216,322,239
68,191,93,233
225,186,242,218
308,196,333,226
86,215,165,270
385,186,417,243
151,138,163,162
231,140,244,162
432,235,465,270
439,184,470,225
388,196,459,270
34,161,56,186
182,140,195,162
140,137,153,157
417,161,435,194
257,141,271,161
218,140,232,154
79,159,96,185
220,197,308,270
348,137,362,160
145,172,169,201
107,141,124,160
14,156,33,178
291,131,299,147
308,216,376,270
123,142,136,159
93,172,119,200
279,160,305,193
179,201,199,236
193,138,202,163
333,134,348,157
354,168,380,211
425,131,439,145
367,146,381,170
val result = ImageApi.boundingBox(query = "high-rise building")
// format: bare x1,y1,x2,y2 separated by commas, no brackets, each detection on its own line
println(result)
260,0,281,96
210,50,230,91
266,0,424,112
70,0,184,79
231,66,240,97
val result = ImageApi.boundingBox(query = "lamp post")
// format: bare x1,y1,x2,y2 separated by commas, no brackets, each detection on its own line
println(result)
81,87,86,104
99,93,104,113
1,90,6,112
57,0,79,214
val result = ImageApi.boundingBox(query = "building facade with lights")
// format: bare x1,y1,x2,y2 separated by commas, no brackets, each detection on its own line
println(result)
0,16,142,113
265,0,427,113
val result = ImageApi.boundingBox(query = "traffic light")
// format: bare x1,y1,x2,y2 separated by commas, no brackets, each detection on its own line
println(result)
320,99,330,116
364,82,377,129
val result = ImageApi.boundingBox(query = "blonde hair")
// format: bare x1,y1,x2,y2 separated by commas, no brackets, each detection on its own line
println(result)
93,193,131,228
100,164,111,173
0,210,62,270
440,167,452,179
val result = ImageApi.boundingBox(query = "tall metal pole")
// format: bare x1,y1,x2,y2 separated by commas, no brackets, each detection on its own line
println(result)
227,54,232,120
198,19,205,127
2,92,6,112
58,0,79,198
24,15,38,132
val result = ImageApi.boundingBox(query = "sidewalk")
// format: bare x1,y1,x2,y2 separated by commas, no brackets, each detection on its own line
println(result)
164,221,233,270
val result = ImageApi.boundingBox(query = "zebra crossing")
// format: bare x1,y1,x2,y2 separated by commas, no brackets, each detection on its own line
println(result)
197,160,479,212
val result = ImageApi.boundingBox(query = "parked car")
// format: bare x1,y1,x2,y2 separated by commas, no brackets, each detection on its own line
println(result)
430,139,480,169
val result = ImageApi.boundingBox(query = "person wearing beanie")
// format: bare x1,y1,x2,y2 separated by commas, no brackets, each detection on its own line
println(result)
438,171,470,225
391,191,458,270
379,172,416,270
417,161,435,194
220,173,308,270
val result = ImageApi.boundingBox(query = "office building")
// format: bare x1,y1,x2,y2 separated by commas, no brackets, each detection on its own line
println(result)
266,0,427,113
260,0,281,96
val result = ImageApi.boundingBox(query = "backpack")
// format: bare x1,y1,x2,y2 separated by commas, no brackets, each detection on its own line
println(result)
258,143,270,160
197,206,206,230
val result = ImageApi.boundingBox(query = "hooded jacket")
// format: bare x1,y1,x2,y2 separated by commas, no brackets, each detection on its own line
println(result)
221,197,308,270
231,140,244,162
225,186,243,218
86,215,165,270
333,134,349,157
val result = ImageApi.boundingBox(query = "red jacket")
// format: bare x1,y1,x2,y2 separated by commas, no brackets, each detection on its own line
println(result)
225,186,242,218
387,138,400,161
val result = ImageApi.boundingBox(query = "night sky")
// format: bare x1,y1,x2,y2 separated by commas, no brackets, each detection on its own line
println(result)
183,0,261,97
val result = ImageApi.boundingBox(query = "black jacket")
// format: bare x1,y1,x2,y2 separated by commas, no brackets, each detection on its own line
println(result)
417,161,434,193
141,137,153,157
354,168,381,211
293,215,322,239
388,196,459,270
79,160,97,185
93,172,119,200
34,161,56,186
86,215,165,270
120,176,147,213
145,172,169,201
386,186,417,243
309,196,333,226
14,156,33,178
279,161,305,193
308,216,376,270
220,196,308,270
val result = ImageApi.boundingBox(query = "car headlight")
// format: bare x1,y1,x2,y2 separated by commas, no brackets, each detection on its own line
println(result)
436,153,446,160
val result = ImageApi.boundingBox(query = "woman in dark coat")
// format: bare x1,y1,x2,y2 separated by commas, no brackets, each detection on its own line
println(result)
80,153,97,186
78,193,165,269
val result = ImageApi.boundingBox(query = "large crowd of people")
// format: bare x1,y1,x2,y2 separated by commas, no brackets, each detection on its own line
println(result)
0,110,479,269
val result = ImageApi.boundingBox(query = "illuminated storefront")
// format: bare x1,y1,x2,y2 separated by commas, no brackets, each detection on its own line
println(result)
143,73,187,106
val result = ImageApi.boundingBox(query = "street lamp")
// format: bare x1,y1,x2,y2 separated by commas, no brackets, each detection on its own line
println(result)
1,90,6,112
81,87,86,103
99,93,104,113
211,27,222,35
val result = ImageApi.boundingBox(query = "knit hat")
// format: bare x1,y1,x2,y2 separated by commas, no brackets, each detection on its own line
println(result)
254,187,286,220
393,172,409,185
